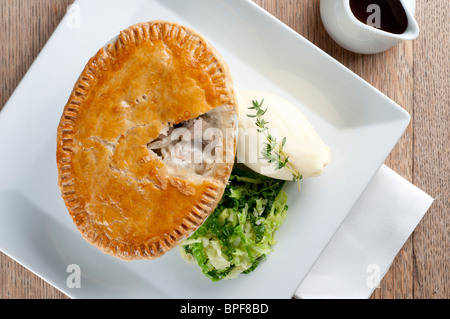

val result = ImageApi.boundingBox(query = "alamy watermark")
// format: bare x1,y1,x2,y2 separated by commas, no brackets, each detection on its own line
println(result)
366,263,381,289
366,4,381,29
66,264,81,288
66,4,81,29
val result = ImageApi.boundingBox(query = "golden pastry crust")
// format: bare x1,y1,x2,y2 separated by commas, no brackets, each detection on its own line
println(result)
56,21,237,261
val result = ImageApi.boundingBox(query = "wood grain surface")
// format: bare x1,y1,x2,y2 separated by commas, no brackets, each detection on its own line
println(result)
0,0,448,299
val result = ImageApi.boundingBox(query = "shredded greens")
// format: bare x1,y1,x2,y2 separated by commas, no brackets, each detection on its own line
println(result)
180,166,288,281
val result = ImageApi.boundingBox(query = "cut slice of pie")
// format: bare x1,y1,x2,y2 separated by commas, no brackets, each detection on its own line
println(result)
56,21,238,261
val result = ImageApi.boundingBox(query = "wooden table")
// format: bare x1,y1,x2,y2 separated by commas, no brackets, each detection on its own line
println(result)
1,0,448,299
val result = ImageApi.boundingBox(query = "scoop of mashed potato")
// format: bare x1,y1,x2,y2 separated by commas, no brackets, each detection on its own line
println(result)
236,90,330,180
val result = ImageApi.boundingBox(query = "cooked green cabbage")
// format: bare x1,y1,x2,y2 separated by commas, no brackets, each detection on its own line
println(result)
180,166,288,281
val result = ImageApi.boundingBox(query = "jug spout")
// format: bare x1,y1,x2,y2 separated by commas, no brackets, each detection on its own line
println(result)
400,0,420,40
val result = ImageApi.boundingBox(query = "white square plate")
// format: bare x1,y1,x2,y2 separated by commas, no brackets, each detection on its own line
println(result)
0,0,410,298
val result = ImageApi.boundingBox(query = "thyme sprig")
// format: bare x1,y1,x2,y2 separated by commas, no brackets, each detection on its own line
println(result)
247,99,302,188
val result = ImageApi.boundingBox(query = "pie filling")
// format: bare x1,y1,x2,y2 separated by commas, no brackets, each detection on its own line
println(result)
147,107,227,177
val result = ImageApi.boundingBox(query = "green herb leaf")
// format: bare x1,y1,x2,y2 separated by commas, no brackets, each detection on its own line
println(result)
247,99,302,188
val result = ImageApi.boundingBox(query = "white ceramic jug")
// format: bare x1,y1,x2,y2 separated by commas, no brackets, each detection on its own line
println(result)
320,0,419,54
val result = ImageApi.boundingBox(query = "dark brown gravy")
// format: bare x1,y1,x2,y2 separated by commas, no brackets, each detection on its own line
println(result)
349,0,408,34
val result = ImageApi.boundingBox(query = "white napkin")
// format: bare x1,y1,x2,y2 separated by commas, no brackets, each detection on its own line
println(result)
294,164,434,299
